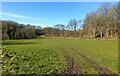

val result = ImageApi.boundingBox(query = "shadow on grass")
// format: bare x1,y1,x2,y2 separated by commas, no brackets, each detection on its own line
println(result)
2,41,37,45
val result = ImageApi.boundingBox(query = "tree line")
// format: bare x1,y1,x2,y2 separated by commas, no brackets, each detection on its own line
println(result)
1,20,43,40
1,3,119,40
83,3,118,39
44,3,119,39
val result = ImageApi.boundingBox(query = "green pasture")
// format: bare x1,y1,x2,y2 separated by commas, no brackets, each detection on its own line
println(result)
2,38,118,74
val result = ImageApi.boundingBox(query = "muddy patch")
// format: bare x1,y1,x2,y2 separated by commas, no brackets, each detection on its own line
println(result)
60,47,83,74
59,47,117,74
78,52,112,74
64,53,83,74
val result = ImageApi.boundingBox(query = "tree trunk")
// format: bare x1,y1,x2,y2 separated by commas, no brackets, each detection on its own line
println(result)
106,31,109,38
92,28,95,39
100,26,103,38
115,27,118,38
106,25,110,39
115,31,117,38
100,31,103,38
110,28,113,38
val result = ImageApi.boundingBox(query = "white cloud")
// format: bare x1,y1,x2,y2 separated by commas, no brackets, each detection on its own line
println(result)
0,12,49,21
1,12,32,19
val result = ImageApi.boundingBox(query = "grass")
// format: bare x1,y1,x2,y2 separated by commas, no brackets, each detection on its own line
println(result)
2,37,118,74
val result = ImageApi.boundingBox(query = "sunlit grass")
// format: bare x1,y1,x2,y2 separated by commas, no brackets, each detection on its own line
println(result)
2,38,118,74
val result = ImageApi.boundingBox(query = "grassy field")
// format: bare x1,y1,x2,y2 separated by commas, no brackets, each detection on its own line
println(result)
2,37,118,74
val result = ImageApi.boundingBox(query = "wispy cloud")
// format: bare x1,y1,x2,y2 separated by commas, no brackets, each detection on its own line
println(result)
1,12,32,19
0,12,49,21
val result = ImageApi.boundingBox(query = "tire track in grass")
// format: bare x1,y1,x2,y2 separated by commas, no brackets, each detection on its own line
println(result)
70,48,116,74
59,47,83,74
64,53,82,74
78,52,112,74
58,46,117,75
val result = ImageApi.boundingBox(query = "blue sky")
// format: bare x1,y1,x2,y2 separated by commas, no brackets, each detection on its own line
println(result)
1,2,116,27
